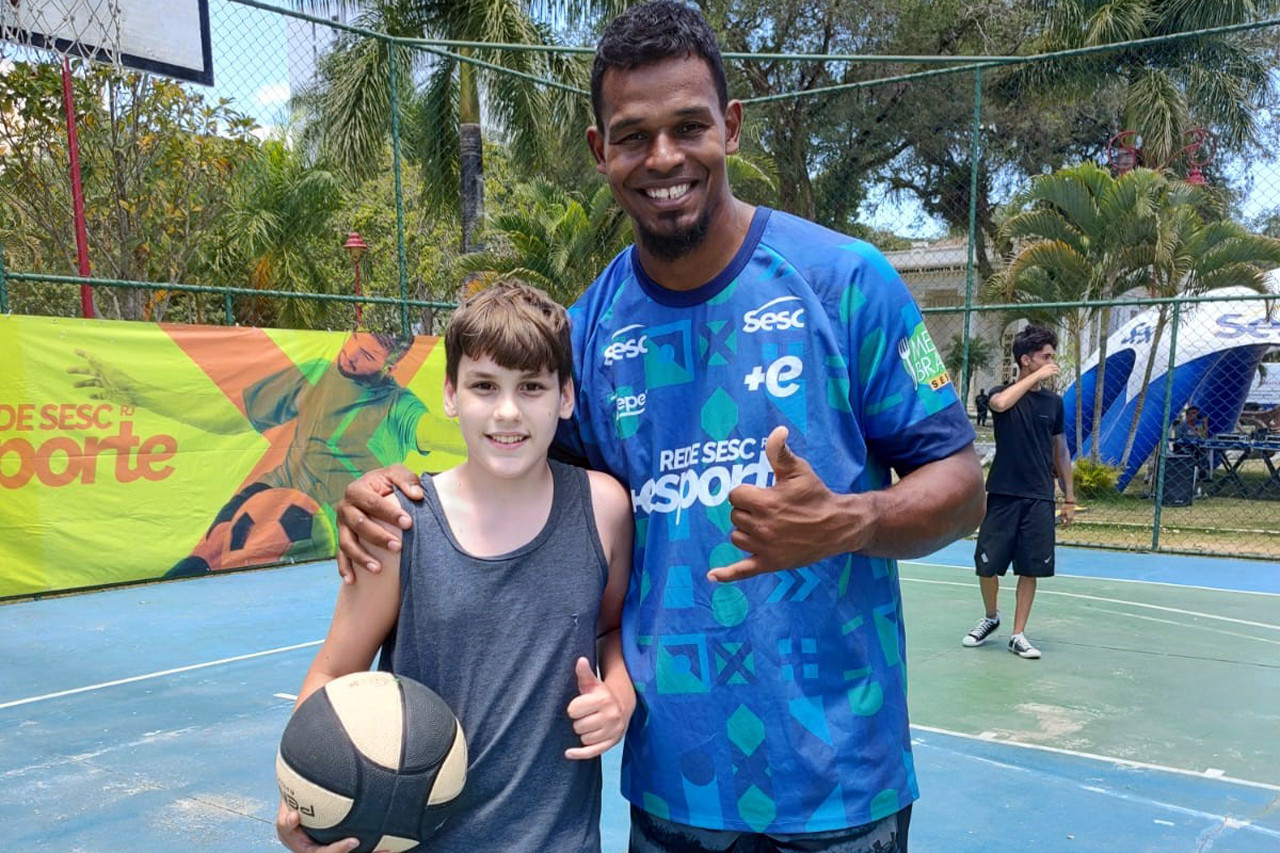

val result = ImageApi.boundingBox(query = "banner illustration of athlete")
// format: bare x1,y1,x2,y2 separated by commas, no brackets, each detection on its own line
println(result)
68,331,465,577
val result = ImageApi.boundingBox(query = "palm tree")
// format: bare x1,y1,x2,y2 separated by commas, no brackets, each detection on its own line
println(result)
992,162,1157,458
205,140,344,329
943,333,996,405
456,179,630,305
293,1,623,261
1025,0,1279,172
1115,184,1280,468
458,148,776,305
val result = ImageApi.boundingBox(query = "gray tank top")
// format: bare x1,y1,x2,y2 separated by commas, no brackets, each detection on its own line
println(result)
378,460,608,852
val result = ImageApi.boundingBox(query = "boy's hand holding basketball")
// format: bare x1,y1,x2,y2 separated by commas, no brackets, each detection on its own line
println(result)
564,657,630,760
275,801,360,853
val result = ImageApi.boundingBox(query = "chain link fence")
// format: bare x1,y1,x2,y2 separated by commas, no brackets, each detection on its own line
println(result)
3,0,1279,557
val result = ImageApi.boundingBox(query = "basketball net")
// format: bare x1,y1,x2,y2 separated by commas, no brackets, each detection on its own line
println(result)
1,0,124,68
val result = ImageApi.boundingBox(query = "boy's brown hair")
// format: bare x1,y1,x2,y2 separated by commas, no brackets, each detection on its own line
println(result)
444,280,573,388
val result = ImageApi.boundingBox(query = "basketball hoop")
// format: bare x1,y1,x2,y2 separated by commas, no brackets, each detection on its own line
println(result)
1,0,212,84
2,0,213,320
0,0,125,68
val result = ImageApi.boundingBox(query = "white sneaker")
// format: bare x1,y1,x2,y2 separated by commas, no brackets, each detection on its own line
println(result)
1008,633,1041,659
963,613,1000,647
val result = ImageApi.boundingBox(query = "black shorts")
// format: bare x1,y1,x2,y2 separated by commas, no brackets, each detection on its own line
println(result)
629,804,911,852
974,493,1056,578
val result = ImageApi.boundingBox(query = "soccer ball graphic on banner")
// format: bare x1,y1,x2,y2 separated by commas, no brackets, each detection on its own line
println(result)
215,487,330,570
277,671,468,853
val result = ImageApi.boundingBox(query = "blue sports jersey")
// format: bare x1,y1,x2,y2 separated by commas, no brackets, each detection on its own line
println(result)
558,207,975,833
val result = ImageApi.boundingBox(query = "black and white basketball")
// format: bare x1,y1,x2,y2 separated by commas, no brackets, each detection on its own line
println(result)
276,671,468,853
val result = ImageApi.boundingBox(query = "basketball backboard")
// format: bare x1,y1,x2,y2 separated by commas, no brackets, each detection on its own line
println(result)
1,0,213,85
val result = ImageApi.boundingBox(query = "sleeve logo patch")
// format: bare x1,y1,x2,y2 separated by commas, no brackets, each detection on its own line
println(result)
897,324,951,391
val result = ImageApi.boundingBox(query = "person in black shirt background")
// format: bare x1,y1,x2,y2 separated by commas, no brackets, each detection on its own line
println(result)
962,325,1075,659
974,388,990,427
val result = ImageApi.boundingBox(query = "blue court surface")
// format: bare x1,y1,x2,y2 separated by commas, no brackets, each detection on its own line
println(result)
2,544,1277,852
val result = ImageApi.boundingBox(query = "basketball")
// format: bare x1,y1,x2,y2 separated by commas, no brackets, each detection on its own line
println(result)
276,671,468,853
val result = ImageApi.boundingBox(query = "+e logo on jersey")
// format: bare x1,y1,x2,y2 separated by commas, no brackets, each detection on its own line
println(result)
744,355,803,397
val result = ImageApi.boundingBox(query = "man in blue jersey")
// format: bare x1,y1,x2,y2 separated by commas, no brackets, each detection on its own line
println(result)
333,3,984,850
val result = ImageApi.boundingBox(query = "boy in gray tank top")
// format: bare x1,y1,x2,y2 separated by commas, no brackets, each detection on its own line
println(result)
277,282,635,853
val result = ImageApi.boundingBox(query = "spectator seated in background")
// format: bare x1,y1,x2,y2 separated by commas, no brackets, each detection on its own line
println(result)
1173,405,1211,482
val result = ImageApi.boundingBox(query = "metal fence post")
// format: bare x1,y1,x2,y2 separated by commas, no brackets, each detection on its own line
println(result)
0,233,9,314
962,67,983,400
1150,300,1183,550
387,40,411,336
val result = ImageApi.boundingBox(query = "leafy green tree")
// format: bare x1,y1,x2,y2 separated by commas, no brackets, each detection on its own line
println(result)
333,146,466,335
705,0,1124,283
991,162,1159,457
0,62,258,320
943,332,995,403
292,0,623,262
202,140,345,329
1023,0,1280,172
457,178,630,305
1249,207,1280,239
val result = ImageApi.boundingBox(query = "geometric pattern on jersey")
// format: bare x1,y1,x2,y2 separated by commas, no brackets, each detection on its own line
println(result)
560,207,975,833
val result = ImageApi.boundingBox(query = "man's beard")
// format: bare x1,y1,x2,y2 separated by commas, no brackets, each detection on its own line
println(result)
637,208,712,261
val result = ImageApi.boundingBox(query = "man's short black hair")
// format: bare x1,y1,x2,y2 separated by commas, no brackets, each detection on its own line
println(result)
1012,324,1058,364
590,1,729,131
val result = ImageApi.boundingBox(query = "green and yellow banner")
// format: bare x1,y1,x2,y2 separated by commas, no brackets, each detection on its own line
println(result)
0,315,465,598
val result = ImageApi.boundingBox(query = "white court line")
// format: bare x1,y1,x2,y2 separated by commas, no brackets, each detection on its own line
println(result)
911,723,1280,794
1083,605,1280,648
905,559,1280,598
901,576,1280,632
0,640,322,710
945,752,1276,836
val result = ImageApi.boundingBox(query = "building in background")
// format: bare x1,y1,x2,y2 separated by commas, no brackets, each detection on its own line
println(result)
286,0,352,97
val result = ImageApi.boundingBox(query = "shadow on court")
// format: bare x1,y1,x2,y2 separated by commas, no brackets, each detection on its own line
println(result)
1,545,1277,851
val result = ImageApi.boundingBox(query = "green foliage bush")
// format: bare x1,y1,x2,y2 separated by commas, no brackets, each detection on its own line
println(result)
1073,458,1120,499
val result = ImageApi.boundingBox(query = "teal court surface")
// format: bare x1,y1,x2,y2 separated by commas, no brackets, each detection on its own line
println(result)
2,542,1277,852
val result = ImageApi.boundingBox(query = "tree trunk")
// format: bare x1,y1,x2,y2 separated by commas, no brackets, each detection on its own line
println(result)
458,59,484,261
1072,322,1083,455
768,103,816,220
1119,305,1169,470
459,123,484,255
1089,304,1113,462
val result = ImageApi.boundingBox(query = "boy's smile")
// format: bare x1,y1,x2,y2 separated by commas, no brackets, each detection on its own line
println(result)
445,353,573,481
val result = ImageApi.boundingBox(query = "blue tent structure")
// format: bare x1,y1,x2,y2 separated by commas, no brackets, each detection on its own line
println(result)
1061,273,1280,491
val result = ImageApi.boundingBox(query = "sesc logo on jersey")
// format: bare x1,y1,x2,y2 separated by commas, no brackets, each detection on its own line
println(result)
898,322,951,391
603,324,649,366
742,296,806,334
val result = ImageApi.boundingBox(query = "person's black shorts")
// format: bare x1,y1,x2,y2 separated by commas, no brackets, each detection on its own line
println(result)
974,493,1056,577
629,804,911,852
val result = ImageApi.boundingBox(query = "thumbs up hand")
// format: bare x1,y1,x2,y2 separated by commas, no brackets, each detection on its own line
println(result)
564,657,628,760
710,426,873,583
